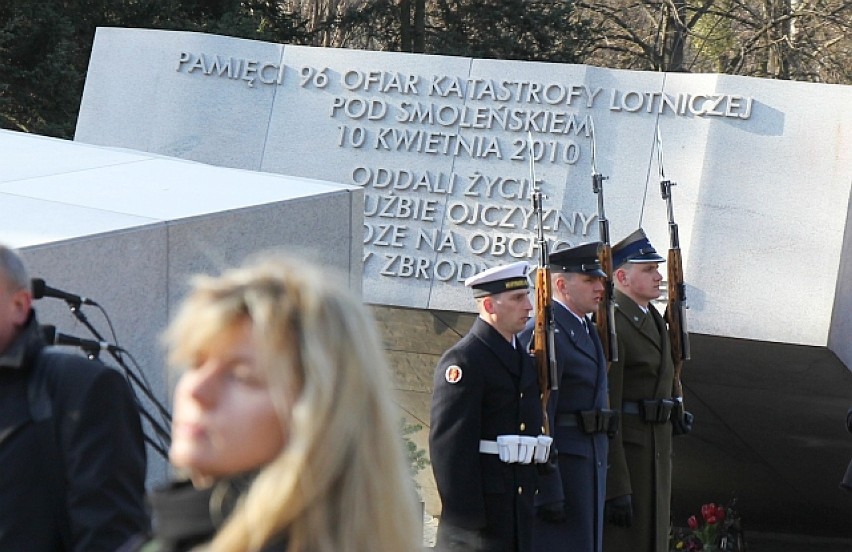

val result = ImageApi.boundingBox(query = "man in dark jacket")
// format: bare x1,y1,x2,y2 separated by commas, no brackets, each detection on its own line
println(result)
0,244,149,551
603,229,674,552
841,408,852,492
430,261,544,552
519,242,612,552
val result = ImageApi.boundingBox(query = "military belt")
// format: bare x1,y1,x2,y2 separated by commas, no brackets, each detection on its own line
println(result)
622,399,676,424
479,435,552,464
554,409,619,435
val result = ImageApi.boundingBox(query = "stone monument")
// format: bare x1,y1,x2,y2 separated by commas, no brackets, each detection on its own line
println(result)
74,27,852,536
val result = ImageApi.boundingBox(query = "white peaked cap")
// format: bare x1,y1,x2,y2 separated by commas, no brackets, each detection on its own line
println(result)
464,261,530,297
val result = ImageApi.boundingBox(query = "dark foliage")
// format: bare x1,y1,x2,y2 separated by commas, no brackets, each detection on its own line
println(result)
427,0,590,63
0,0,310,138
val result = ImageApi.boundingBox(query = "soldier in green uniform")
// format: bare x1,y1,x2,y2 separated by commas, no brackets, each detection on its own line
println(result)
603,229,674,552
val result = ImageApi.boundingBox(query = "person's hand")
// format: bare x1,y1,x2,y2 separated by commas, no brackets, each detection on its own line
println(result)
605,494,633,527
537,501,566,523
537,446,559,475
673,410,694,436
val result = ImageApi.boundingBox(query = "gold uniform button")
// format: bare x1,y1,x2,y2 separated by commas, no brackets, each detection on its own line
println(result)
517,486,523,495
519,423,526,431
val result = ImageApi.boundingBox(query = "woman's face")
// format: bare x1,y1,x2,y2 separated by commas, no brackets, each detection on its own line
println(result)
170,318,286,482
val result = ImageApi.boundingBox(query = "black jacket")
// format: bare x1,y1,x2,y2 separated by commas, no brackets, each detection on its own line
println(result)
128,474,287,552
0,313,149,551
430,317,541,551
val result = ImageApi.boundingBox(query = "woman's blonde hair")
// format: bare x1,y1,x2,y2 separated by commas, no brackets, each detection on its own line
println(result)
164,252,421,552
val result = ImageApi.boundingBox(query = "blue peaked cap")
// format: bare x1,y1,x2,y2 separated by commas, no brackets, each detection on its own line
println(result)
612,229,665,269
549,242,606,277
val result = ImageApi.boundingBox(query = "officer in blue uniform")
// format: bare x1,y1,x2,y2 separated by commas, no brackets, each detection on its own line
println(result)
520,242,614,552
430,261,545,552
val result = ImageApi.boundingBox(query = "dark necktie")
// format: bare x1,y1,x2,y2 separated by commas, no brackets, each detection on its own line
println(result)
644,310,661,343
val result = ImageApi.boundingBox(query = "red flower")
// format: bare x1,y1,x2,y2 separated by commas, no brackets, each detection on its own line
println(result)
706,515,717,525
687,515,698,530
715,505,726,522
701,503,716,521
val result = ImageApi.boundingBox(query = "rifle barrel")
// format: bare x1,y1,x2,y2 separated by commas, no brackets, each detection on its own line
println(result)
590,118,617,363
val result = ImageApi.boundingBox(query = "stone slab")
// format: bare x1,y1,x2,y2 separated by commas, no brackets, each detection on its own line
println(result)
1,129,363,487
76,28,283,170
75,28,852,352
23,228,172,486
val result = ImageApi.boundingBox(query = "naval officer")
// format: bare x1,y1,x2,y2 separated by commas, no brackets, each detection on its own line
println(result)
430,261,546,551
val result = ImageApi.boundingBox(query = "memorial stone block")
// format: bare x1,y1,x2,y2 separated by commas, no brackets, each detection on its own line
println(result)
76,28,852,361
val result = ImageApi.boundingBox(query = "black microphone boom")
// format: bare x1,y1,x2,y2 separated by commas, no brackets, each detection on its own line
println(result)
41,325,119,355
31,278,96,306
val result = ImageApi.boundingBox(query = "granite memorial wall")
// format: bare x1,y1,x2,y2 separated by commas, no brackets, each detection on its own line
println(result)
75,27,851,362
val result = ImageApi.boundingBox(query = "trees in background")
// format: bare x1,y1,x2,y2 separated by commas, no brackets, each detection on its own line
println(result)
1,0,849,139
325,0,591,61
0,0,310,137
0,2,83,137
575,0,850,83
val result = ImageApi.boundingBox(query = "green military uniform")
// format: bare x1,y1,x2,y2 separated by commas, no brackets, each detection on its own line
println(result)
603,289,674,552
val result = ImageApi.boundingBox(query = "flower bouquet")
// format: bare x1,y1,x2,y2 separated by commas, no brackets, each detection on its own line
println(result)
670,500,747,552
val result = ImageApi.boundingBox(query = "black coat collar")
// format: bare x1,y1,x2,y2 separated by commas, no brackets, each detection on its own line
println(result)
469,317,523,377
0,312,45,372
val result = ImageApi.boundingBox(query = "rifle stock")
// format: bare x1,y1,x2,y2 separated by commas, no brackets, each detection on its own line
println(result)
666,245,689,397
527,132,557,436
657,127,690,405
533,262,557,435
596,240,618,364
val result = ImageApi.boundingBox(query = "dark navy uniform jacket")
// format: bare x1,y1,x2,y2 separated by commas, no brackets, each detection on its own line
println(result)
430,317,542,552
520,301,609,552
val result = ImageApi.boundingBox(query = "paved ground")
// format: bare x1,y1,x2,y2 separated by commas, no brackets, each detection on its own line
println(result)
422,517,852,551
423,513,438,548
745,531,852,551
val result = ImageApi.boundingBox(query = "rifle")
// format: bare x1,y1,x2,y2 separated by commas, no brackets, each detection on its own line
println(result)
589,118,618,364
527,132,558,436
656,127,691,431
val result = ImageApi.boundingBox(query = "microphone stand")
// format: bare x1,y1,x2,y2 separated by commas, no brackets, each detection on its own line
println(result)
65,301,173,459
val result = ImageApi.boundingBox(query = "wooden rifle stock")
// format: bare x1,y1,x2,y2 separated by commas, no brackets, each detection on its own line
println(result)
657,127,690,404
666,245,689,397
533,263,557,436
527,132,557,436
596,240,618,364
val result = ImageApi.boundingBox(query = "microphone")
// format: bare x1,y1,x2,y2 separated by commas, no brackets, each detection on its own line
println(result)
41,325,120,354
31,278,97,306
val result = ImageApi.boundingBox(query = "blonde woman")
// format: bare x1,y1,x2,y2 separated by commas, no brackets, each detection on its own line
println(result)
139,253,421,552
